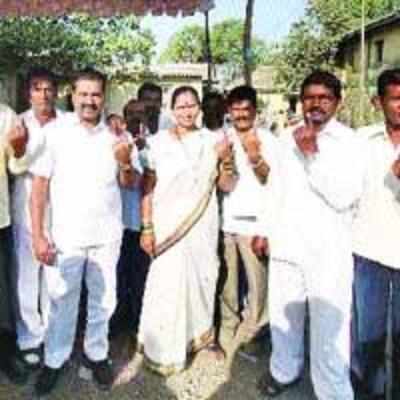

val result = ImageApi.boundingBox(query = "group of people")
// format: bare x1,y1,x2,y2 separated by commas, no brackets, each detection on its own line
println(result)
0,64,399,400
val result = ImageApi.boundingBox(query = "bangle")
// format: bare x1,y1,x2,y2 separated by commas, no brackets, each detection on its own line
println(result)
141,222,153,231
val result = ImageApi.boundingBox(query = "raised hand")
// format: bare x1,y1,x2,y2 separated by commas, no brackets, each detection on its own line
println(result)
8,119,29,158
114,141,133,166
215,134,233,162
293,118,319,157
242,131,262,163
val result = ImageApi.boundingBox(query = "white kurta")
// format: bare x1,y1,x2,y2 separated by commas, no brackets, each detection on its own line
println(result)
138,128,219,374
261,119,364,400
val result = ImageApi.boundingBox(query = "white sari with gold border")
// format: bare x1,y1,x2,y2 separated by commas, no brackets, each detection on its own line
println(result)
138,128,219,375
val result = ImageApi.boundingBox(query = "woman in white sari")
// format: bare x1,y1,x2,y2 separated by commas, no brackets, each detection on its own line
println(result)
137,86,234,375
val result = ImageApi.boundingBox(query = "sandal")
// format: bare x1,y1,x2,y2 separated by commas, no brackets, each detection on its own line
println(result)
19,347,41,370
258,370,300,397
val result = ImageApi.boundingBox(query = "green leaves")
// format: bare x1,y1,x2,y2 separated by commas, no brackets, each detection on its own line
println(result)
276,0,400,95
0,14,156,76
160,18,271,69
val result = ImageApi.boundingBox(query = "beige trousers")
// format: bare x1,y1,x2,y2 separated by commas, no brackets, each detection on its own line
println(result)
219,233,268,339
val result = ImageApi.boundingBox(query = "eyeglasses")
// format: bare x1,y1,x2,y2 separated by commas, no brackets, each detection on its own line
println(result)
302,95,336,105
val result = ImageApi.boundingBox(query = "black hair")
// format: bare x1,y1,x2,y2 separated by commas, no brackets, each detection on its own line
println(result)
71,68,107,92
26,66,58,91
226,85,257,109
300,70,342,100
138,82,162,100
170,86,200,109
202,91,225,130
377,68,400,97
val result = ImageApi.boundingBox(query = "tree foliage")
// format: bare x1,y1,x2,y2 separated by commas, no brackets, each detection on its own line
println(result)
0,15,156,76
276,0,400,94
160,18,272,68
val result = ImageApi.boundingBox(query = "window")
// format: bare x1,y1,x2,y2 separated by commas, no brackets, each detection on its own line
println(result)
375,40,384,65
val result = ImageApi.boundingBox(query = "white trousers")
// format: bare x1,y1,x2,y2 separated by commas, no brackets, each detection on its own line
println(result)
13,225,50,350
44,241,121,369
269,254,354,400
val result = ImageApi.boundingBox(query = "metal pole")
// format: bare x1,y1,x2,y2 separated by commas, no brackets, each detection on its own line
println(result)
243,0,255,86
359,0,366,125
205,10,213,91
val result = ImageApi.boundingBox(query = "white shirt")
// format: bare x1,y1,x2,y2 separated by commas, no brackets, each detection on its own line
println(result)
353,125,400,268
31,113,123,249
221,127,280,236
263,118,364,264
12,108,63,231
0,104,28,229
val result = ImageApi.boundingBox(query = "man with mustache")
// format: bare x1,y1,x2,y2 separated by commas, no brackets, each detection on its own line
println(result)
257,71,363,400
12,67,62,370
351,69,400,400
218,86,279,346
30,69,137,396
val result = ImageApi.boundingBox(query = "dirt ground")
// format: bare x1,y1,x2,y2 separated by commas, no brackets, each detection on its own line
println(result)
0,327,317,400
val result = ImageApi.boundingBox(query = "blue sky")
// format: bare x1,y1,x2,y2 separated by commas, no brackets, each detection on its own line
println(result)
141,0,307,57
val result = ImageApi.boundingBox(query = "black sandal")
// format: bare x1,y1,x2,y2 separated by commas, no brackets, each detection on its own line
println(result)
258,370,300,397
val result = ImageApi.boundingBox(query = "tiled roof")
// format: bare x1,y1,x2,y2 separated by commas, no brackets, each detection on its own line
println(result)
0,0,214,16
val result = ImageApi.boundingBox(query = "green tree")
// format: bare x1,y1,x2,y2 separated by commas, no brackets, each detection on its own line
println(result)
0,15,156,76
276,0,400,94
159,25,206,63
160,18,272,68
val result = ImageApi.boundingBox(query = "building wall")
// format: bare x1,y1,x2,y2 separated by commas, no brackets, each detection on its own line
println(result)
343,24,400,72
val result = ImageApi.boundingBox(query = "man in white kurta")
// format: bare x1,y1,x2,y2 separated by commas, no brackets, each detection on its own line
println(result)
258,71,363,400
12,68,62,366
351,69,400,400
30,69,136,396
219,85,279,341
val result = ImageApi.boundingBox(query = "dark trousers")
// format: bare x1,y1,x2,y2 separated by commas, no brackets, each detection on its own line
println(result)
112,229,150,334
351,254,400,397
0,227,14,333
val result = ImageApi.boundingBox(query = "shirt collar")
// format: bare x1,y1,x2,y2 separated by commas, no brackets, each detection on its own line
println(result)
71,112,107,133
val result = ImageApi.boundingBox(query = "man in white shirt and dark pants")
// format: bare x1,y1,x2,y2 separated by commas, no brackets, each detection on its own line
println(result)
219,86,278,343
12,67,62,369
351,69,400,400
30,69,136,396
258,71,363,400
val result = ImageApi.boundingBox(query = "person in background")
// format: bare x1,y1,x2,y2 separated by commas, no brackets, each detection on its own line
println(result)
202,91,226,133
12,67,62,370
351,69,400,400
0,103,30,384
137,82,174,134
110,99,149,337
